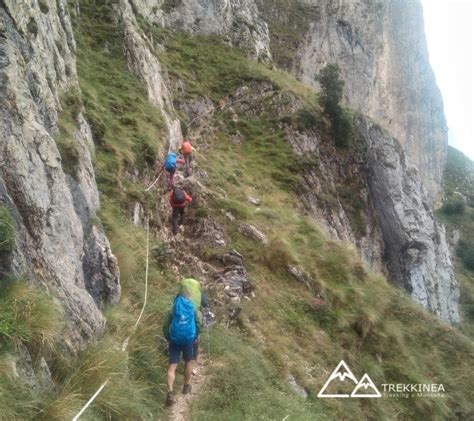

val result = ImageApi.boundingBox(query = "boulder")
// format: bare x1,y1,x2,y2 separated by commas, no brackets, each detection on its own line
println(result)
238,223,268,245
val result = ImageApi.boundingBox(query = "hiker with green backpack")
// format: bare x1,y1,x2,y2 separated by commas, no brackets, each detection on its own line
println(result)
163,279,206,407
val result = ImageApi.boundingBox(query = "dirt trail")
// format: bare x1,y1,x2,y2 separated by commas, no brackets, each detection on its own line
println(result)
167,355,207,421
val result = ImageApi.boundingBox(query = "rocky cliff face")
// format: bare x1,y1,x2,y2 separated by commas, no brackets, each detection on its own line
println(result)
225,81,458,324
0,1,120,351
128,0,271,60
356,117,459,324
262,0,447,205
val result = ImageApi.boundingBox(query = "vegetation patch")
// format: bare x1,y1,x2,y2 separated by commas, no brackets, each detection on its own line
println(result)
0,279,62,419
0,205,15,255
256,0,319,70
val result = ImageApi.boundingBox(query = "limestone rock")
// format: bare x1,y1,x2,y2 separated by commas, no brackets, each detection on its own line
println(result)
0,1,119,351
238,223,268,245
288,266,313,289
129,0,272,60
247,196,261,206
263,0,447,203
287,374,308,399
356,116,459,324
192,218,228,248
118,0,183,151
215,251,254,301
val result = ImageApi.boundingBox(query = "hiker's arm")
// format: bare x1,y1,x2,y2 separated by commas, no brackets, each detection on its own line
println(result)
195,309,203,335
184,192,193,203
201,292,209,309
177,157,185,165
162,310,172,340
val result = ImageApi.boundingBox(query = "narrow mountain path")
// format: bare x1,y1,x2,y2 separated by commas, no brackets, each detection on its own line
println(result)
167,355,207,421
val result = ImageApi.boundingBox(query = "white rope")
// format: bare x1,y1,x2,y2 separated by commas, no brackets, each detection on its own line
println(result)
134,215,150,329
72,215,151,420
72,380,109,421
145,173,163,191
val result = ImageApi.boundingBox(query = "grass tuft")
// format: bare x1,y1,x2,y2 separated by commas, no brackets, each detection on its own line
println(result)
0,205,15,255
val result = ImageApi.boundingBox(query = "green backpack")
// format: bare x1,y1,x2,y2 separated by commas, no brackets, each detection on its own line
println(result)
179,278,202,309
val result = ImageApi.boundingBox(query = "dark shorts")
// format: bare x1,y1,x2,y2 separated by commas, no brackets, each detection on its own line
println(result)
168,342,194,364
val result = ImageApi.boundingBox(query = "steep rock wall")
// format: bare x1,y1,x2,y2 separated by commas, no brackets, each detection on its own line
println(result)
118,0,183,151
127,0,271,60
355,117,459,324
261,0,447,205
0,1,119,351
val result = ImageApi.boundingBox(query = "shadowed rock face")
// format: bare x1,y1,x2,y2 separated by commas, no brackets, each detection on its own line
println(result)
0,1,119,351
355,117,459,324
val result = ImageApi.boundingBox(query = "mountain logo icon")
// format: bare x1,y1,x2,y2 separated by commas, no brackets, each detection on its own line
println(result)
351,373,382,398
318,360,381,398
317,360,358,398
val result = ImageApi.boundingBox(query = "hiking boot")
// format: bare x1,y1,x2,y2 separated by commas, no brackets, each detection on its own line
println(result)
165,391,175,407
182,384,192,394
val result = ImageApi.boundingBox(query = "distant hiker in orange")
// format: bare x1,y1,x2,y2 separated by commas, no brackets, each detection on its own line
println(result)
156,152,185,191
178,140,195,178
170,186,192,235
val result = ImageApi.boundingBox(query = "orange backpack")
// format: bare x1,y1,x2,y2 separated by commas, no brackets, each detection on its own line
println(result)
182,141,192,155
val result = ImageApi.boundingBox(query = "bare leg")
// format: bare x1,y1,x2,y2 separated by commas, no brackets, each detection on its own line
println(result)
184,154,191,177
172,207,180,235
167,363,178,392
184,360,193,385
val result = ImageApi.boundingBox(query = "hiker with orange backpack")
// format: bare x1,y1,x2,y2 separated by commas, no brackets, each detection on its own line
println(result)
178,140,195,178
156,152,185,191
169,186,192,235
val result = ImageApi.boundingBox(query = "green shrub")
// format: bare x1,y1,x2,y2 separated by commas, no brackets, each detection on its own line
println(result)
457,238,474,270
316,64,352,147
0,205,15,255
332,105,352,147
55,136,80,178
441,198,466,215
61,88,83,121
316,64,344,110
295,108,320,131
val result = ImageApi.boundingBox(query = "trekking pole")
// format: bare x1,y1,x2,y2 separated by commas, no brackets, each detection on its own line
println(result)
145,172,163,192
205,310,211,360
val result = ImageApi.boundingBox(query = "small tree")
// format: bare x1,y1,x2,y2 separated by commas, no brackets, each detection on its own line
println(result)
316,64,352,147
